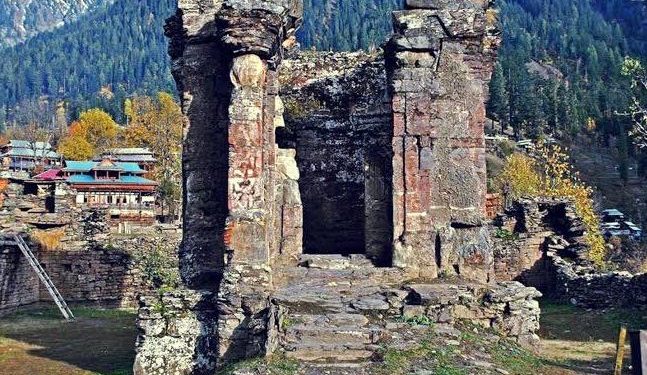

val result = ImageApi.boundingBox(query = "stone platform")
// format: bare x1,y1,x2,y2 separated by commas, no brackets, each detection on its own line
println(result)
271,255,542,363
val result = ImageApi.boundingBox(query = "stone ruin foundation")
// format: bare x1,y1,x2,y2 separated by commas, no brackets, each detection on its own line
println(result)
133,1,543,374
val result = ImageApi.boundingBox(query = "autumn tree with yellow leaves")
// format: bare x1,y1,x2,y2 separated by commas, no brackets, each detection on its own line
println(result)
498,142,606,267
123,93,183,220
58,109,120,160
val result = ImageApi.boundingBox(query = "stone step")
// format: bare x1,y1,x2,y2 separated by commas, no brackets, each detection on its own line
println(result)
283,325,384,346
273,289,346,314
299,254,374,270
285,313,370,328
284,344,376,363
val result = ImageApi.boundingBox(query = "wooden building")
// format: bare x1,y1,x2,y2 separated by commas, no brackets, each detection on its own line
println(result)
63,159,158,208
1,140,61,171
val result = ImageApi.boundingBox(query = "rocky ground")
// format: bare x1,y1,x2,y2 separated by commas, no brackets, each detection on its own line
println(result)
221,321,577,375
0,301,642,375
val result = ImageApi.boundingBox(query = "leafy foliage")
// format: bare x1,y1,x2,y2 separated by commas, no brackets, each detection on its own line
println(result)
534,142,607,266
58,108,120,160
0,0,176,126
498,144,606,266
621,57,647,148
496,153,542,199
123,92,183,219
133,240,179,290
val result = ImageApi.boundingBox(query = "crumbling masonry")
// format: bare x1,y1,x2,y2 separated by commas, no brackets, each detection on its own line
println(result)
134,1,541,374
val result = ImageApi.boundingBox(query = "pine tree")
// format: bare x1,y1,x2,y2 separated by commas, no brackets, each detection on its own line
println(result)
487,63,510,131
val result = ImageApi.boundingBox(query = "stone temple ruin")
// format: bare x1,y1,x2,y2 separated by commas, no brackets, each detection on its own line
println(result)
134,0,543,373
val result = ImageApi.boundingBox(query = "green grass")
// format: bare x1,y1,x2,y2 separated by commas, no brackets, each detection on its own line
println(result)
376,331,466,375
540,299,647,342
459,322,547,375
2,306,136,321
395,314,436,327
217,355,299,375
489,340,545,375
0,306,137,375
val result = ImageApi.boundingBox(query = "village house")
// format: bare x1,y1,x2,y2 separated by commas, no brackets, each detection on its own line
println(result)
95,148,156,173
0,140,60,171
62,159,158,210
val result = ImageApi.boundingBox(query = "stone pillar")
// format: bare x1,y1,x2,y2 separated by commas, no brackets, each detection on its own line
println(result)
134,1,303,373
387,0,500,282
213,0,303,365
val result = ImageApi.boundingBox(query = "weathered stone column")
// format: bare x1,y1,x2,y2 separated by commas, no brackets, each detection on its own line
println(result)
134,1,303,374
387,0,500,282
213,0,303,365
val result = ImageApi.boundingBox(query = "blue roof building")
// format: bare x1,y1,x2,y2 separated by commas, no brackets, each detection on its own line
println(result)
62,158,158,208
1,139,60,171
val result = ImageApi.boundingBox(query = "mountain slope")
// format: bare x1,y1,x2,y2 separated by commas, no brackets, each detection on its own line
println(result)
0,0,176,123
0,0,111,47
0,0,645,132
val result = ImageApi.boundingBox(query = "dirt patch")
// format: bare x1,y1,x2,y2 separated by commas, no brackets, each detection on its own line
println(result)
539,300,647,374
0,306,136,375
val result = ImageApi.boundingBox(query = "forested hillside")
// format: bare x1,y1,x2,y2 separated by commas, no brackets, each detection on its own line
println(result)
488,0,644,146
0,0,175,126
0,0,111,47
298,0,402,51
0,0,403,127
0,0,645,141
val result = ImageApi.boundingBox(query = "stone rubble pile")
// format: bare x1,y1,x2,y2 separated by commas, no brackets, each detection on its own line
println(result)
493,198,647,308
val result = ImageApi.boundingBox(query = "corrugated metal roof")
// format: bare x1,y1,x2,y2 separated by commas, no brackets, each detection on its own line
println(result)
34,169,64,181
109,148,154,155
9,140,53,149
67,174,157,185
64,161,98,172
2,148,59,158
64,160,145,173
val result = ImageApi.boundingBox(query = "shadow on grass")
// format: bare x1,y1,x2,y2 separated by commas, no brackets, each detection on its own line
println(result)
0,306,137,375
538,298,647,374
540,298,647,342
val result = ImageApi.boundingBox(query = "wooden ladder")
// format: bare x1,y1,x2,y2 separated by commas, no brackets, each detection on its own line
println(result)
13,234,75,321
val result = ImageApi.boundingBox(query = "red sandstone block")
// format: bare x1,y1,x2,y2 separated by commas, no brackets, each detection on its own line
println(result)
394,113,406,136
418,170,432,209
229,121,263,148
392,137,405,194
468,102,487,136
404,137,420,190
404,212,430,232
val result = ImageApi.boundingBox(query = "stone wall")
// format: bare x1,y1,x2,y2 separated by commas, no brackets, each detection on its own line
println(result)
551,253,647,308
0,245,39,315
386,0,500,282
134,290,218,375
38,248,146,307
493,198,647,308
0,232,180,315
402,281,542,348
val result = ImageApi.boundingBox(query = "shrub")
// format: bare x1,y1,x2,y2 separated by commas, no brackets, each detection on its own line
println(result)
494,228,518,241
534,142,606,266
495,153,542,199
133,241,179,290
497,143,607,267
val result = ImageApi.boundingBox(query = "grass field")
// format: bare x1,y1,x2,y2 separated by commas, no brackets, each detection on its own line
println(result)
0,306,136,375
